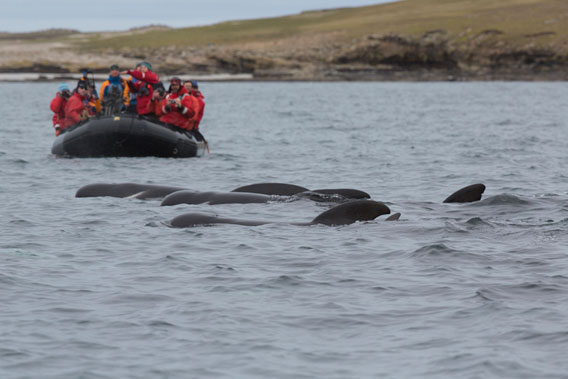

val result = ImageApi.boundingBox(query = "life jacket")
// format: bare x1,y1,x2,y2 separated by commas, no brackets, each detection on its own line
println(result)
127,69,159,115
128,76,138,105
192,90,205,130
160,87,195,129
103,76,126,98
50,95,67,126
62,91,88,129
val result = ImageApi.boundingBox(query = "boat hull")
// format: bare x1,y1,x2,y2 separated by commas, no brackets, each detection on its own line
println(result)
51,115,206,158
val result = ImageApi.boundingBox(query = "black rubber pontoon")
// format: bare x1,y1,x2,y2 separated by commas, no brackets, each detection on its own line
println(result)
51,114,206,158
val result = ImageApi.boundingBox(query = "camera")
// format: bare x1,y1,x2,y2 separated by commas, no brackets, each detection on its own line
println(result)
168,99,176,104
61,89,71,99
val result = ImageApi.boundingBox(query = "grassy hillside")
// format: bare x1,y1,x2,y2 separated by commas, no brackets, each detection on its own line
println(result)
1,0,566,80
74,0,567,50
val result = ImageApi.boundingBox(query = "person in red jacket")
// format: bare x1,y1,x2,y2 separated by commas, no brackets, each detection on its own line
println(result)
49,83,71,135
159,77,195,129
121,61,159,115
190,80,205,130
60,80,89,132
183,80,201,130
145,88,166,120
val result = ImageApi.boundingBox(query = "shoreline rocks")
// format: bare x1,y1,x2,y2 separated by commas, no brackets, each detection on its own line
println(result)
1,32,567,81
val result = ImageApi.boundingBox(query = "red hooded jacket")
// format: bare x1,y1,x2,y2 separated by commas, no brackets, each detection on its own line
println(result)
50,95,67,128
192,91,205,130
159,87,195,129
127,69,160,115
61,92,88,130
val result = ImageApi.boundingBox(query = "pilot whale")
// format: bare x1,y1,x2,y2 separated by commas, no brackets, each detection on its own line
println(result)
161,190,274,206
169,200,391,227
232,182,370,199
76,182,371,204
75,182,488,227
443,183,486,203
76,183,185,200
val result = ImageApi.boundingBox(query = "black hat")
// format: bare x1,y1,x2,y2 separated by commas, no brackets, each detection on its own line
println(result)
110,64,119,71
77,80,88,89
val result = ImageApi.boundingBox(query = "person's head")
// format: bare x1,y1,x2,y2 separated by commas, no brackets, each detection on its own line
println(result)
87,83,96,96
169,77,181,92
58,83,71,98
153,88,166,99
139,61,152,73
76,80,88,96
183,80,192,92
109,64,120,77
58,83,69,93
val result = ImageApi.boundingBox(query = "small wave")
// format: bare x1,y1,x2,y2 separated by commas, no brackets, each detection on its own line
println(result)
445,217,495,233
46,307,92,314
268,274,304,286
427,357,539,378
464,217,492,227
213,264,236,271
0,348,27,358
8,218,35,227
147,320,177,328
0,273,17,285
474,281,564,303
477,194,533,206
516,330,568,344
7,158,29,165
411,243,465,259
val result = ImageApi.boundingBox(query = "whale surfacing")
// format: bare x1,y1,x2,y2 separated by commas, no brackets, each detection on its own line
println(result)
169,200,390,228
170,213,267,227
231,183,370,200
161,190,272,206
232,183,309,196
76,183,185,199
443,184,486,203
311,200,390,226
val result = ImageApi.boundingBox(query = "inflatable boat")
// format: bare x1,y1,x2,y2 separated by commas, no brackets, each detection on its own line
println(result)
51,114,207,158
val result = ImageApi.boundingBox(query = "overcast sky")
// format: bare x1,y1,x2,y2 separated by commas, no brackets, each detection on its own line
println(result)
0,0,394,33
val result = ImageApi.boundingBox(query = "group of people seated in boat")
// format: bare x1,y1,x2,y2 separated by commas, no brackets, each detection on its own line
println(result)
49,62,205,136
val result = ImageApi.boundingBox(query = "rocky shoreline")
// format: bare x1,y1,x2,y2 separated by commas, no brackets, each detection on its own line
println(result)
1,31,567,81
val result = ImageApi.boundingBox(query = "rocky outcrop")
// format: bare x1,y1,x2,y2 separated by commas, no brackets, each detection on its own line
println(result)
1,30,567,81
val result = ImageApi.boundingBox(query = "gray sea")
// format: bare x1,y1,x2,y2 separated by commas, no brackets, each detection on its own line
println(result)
1,81,567,379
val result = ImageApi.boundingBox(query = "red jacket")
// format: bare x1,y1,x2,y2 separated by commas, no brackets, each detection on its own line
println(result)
145,97,164,117
127,69,159,115
192,91,205,130
186,95,200,130
61,92,87,130
50,95,67,128
159,88,195,129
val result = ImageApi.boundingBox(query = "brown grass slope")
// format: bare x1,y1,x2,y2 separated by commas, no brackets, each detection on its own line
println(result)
77,0,567,48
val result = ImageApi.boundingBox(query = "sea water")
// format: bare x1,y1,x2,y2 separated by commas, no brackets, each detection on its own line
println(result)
1,81,567,378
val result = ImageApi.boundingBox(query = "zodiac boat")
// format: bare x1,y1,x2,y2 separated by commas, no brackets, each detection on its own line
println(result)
51,114,207,158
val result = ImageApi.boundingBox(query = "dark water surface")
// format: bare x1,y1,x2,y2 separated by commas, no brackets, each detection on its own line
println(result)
1,81,567,378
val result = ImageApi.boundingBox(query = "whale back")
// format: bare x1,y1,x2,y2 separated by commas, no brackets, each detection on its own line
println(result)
76,183,184,199
162,190,272,206
443,183,486,203
232,183,309,196
311,200,390,226
309,188,370,200
170,213,267,227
